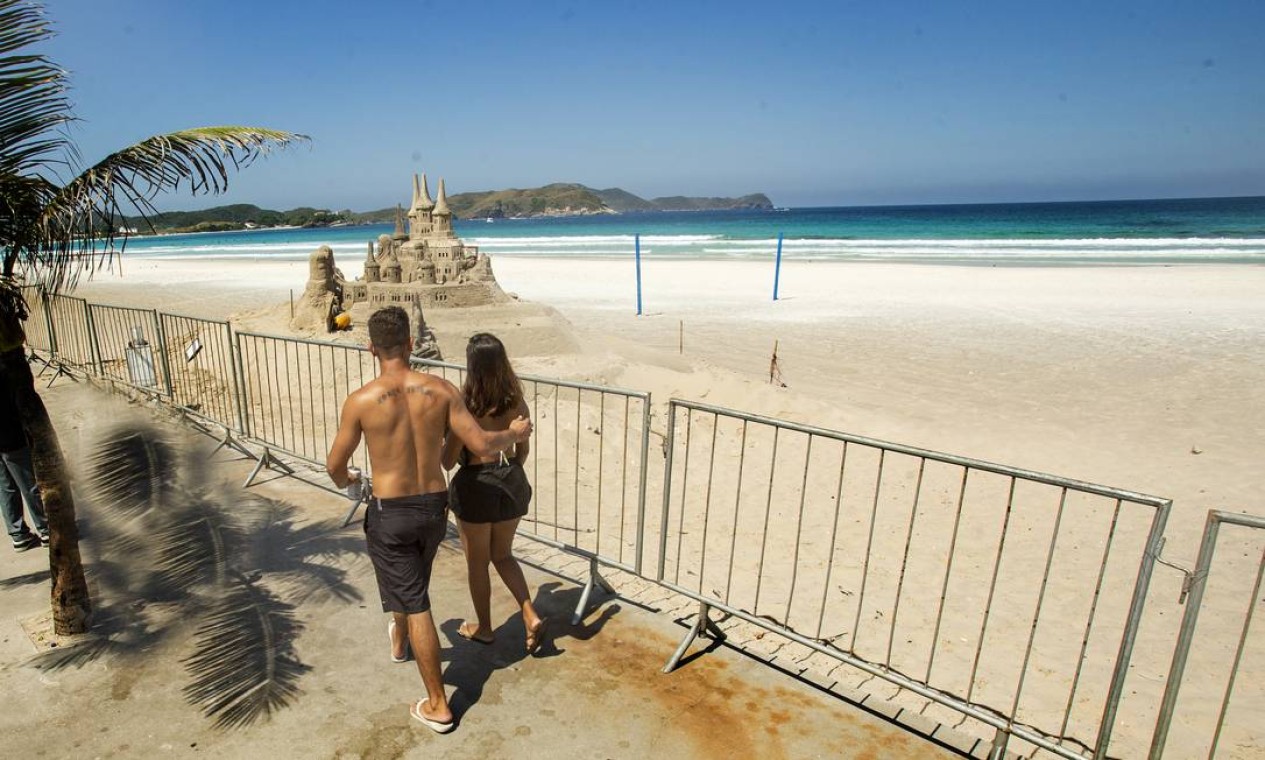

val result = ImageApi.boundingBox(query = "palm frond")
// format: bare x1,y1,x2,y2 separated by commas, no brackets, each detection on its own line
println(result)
182,580,308,729
34,126,307,289
153,497,245,592
0,0,76,178
233,495,363,603
85,424,182,520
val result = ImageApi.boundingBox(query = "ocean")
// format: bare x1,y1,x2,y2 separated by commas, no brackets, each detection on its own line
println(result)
116,196,1265,266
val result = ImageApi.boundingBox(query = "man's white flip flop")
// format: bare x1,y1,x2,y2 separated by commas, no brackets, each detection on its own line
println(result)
410,698,454,733
388,620,409,663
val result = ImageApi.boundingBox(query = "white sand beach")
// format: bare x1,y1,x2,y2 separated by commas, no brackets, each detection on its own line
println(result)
66,254,1265,758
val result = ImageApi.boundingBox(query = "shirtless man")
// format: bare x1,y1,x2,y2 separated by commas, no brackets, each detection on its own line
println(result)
326,306,531,733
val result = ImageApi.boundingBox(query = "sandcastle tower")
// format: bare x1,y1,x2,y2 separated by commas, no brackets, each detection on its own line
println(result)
407,174,435,240
392,205,407,244
363,241,380,283
431,179,453,236
380,237,402,283
292,245,342,331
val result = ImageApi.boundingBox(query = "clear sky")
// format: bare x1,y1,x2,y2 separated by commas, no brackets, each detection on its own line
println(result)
40,0,1265,211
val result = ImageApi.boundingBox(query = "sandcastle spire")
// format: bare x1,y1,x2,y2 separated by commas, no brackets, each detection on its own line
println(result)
432,178,450,217
409,174,421,211
420,173,435,209
393,204,407,239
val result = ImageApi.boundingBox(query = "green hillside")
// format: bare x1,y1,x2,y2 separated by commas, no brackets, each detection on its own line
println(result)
131,184,774,233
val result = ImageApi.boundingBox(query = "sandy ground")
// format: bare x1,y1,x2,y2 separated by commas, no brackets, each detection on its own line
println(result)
55,253,1265,758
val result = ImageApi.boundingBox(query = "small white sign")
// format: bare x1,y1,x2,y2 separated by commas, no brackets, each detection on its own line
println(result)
185,338,202,363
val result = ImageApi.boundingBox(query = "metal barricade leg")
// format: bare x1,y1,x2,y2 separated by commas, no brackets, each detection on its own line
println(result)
207,423,255,460
342,491,369,528
663,600,726,674
572,556,616,625
242,447,295,488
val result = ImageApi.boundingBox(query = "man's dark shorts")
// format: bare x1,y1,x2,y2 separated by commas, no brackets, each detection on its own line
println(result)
363,491,448,614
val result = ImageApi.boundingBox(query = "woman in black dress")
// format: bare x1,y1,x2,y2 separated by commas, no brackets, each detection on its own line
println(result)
443,333,545,653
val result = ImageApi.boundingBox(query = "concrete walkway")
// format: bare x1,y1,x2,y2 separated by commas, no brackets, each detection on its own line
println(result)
0,381,957,759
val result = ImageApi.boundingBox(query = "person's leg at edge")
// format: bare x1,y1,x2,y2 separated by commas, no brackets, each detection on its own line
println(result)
489,518,544,647
1,465,30,542
2,448,47,537
456,519,495,642
406,609,451,723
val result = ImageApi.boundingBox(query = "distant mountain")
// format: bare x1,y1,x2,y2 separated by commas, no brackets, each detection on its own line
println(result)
129,184,774,233
592,187,657,212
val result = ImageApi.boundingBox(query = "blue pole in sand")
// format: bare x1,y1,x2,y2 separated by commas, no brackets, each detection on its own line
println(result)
773,232,784,301
635,234,643,315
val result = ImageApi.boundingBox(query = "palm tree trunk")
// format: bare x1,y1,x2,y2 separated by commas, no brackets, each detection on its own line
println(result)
2,344,91,634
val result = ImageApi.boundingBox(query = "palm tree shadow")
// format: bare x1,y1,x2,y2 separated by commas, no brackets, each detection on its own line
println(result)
54,425,365,730
0,569,51,588
438,580,620,721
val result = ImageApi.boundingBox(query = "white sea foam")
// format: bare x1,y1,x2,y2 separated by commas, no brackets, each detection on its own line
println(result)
119,234,1265,264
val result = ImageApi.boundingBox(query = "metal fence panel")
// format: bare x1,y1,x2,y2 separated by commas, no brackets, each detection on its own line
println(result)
656,398,1170,759
411,357,653,575
87,303,171,396
235,332,374,468
158,312,243,433
18,285,53,353
45,294,95,370
1150,511,1265,760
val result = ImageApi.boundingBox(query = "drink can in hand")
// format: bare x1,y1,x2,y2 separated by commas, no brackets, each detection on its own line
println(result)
346,467,363,500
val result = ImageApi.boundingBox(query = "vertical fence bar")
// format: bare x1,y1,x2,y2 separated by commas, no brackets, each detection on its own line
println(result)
634,393,651,575
83,300,103,376
724,420,748,606
657,402,678,581
816,441,849,640
152,308,174,397
784,435,813,626
1206,543,1263,757
887,457,927,666
1095,498,1170,759
851,449,887,651
967,476,1018,703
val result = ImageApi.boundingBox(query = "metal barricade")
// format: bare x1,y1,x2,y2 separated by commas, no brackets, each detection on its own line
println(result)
18,285,54,354
1149,511,1264,759
656,399,1170,760
44,294,95,372
234,332,374,470
158,312,244,434
86,303,171,397
411,357,653,580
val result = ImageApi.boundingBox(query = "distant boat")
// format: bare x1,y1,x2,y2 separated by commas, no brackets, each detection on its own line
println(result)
485,217,494,223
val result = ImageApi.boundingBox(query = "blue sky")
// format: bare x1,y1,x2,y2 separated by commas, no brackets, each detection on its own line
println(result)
42,0,1265,210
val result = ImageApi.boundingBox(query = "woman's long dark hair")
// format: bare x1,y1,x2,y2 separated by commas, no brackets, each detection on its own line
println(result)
462,333,523,418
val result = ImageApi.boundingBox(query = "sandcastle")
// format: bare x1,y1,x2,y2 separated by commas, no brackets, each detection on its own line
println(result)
342,174,504,309
291,174,507,346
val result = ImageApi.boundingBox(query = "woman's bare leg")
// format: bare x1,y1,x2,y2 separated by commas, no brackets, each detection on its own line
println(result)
490,518,544,646
457,519,495,642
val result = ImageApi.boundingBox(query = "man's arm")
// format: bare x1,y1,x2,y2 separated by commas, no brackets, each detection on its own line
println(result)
441,431,463,471
443,381,531,458
512,398,530,465
326,395,363,488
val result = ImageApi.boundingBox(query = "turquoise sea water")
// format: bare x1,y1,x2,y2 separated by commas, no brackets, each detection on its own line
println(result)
117,196,1265,266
